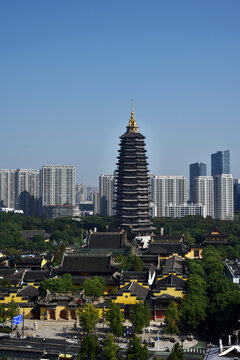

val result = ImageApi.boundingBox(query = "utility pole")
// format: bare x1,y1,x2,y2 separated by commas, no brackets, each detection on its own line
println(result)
22,308,25,338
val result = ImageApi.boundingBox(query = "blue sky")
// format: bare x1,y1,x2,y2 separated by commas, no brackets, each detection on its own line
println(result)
0,1,239,186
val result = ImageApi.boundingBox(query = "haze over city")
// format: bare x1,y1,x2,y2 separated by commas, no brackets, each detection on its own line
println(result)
1,1,239,186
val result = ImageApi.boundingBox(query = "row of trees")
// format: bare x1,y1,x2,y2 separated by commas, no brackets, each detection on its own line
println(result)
77,334,183,360
77,333,149,360
76,301,153,360
77,301,151,335
152,215,240,248
2,212,240,258
0,212,87,253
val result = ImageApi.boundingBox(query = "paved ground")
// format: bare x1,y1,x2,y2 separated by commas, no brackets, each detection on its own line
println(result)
9,319,198,352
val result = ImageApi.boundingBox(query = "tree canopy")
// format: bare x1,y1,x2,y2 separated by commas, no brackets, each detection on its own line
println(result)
181,246,240,338
126,335,149,360
105,302,124,337
7,298,18,320
129,301,151,334
102,335,119,360
164,300,180,337
39,273,74,297
77,303,100,333
117,254,144,272
168,343,184,360
82,276,106,300
77,334,101,360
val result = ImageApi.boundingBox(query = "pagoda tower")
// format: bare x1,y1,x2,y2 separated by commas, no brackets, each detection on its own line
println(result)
115,107,153,236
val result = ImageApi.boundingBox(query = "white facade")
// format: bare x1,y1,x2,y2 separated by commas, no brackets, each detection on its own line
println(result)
99,174,115,216
0,169,40,214
193,176,214,218
214,174,234,220
76,184,87,203
0,169,16,208
165,203,206,218
150,176,187,217
40,165,76,206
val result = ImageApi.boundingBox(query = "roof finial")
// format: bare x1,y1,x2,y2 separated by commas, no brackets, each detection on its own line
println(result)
131,98,134,114
128,99,138,133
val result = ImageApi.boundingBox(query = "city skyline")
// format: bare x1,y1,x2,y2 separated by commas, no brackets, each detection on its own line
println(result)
1,1,240,186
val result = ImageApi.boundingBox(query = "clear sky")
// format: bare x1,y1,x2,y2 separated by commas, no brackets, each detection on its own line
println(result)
0,1,239,186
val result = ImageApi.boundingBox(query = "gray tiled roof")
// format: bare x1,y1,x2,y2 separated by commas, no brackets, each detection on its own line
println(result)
88,232,123,249
162,255,185,275
146,243,188,255
117,281,149,301
120,271,148,283
154,274,186,290
59,253,114,274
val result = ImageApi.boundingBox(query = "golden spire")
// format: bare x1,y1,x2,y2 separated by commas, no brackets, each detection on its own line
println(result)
128,100,139,133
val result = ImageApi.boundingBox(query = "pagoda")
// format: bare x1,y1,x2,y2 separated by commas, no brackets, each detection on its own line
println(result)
115,107,153,236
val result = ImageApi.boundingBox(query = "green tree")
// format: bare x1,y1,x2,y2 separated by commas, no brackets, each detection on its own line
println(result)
126,335,148,360
184,231,194,245
129,301,151,334
77,303,100,333
180,273,208,331
164,301,180,337
7,299,18,320
77,334,101,360
102,335,119,360
118,255,144,272
82,276,106,300
39,273,74,297
0,304,7,324
106,302,124,337
168,343,184,360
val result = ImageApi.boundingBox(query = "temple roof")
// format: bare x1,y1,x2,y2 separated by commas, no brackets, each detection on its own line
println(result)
116,280,149,301
88,231,125,249
162,255,185,275
59,253,115,274
146,242,188,256
154,274,186,290
120,270,149,283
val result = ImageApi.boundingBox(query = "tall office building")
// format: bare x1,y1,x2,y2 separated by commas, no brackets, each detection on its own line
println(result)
0,169,16,208
214,174,234,220
211,150,230,176
150,176,187,217
15,169,40,215
40,165,76,207
234,179,240,213
93,192,100,215
193,176,214,218
189,162,206,202
115,108,153,235
99,174,115,216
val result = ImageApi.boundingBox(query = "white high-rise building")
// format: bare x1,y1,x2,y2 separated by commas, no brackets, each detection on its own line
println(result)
166,203,206,218
76,184,87,203
99,174,115,216
150,176,187,217
0,169,40,215
0,170,16,208
15,169,40,215
214,174,234,220
193,176,214,218
40,165,76,206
